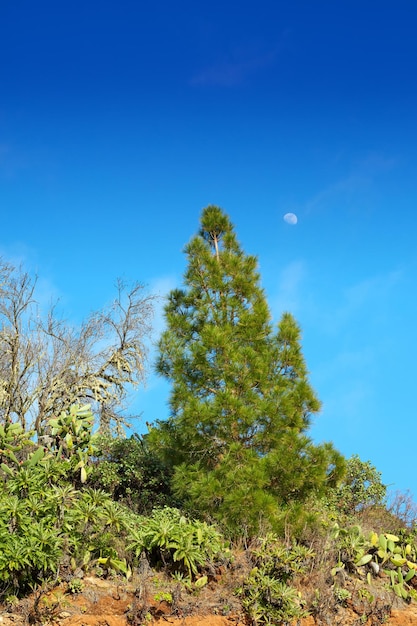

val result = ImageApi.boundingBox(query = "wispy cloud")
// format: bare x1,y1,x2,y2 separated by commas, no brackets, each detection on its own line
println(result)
313,346,374,388
303,174,370,216
321,269,402,335
270,259,306,319
191,47,278,88
301,151,398,217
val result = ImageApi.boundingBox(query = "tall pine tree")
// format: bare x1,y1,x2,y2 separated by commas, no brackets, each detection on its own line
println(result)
152,206,344,536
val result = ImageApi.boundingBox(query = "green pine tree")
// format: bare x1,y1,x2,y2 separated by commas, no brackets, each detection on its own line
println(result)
151,206,344,536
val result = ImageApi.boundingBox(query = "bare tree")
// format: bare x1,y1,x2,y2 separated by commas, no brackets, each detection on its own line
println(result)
388,489,417,529
0,259,154,435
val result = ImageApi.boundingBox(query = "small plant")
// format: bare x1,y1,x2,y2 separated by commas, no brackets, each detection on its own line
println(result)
358,587,374,603
94,566,105,578
222,604,231,615
67,577,84,594
240,571,307,625
128,507,228,581
333,586,351,606
194,575,208,589
171,571,192,590
28,587,69,625
154,591,172,603
238,534,313,624
5,594,19,609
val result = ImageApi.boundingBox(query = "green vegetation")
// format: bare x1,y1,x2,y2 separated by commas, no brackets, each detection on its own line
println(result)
334,454,387,517
0,207,416,625
238,534,314,623
127,506,229,580
90,434,175,513
150,205,344,537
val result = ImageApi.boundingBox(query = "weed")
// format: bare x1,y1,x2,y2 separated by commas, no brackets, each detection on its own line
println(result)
238,535,312,624
67,578,84,594
154,591,172,604
333,586,351,606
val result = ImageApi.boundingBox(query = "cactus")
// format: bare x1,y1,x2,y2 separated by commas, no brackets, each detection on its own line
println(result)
48,404,97,483
0,421,46,475
334,525,417,601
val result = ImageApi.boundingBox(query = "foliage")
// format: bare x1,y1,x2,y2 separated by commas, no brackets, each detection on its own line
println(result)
332,522,417,601
0,420,42,475
150,206,344,537
0,406,137,597
67,578,84,594
171,444,279,539
48,404,98,484
332,455,387,517
127,506,228,580
90,434,175,514
0,259,154,434
0,404,98,485
0,463,135,596
238,533,313,624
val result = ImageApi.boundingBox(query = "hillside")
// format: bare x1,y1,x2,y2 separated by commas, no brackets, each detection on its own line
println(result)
1,566,417,626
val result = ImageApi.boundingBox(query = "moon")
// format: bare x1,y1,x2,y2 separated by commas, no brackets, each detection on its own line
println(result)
283,212,298,225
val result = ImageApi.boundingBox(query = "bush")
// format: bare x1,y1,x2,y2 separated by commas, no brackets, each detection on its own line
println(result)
90,434,175,514
127,506,229,580
0,407,139,596
327,455,386,519
238,534,313,624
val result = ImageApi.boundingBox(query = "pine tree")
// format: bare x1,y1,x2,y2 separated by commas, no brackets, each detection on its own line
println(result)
152,206,344,536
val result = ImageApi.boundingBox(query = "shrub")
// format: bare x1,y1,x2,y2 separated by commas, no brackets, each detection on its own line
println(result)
332,455,386,517
238,534,314,624
90,434,175,514
127,506,229,580
0,406,138,596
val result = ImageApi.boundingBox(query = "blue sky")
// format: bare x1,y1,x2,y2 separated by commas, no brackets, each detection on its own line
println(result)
1,0,417,499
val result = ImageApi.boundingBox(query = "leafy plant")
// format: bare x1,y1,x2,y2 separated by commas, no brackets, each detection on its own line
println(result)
128,506,228,580
90,434,175,514
333,586,351,605
67,577,84,594
154,591,172,603
238,534,313,624
332,522,417,601
0,416,139,598
48,404,98,484
332,455,387,517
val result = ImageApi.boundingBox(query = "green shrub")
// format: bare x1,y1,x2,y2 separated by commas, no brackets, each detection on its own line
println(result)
90,434,175,514
332,455,386,517
128,506,228,580
0,406,138,597
238,534,313,624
